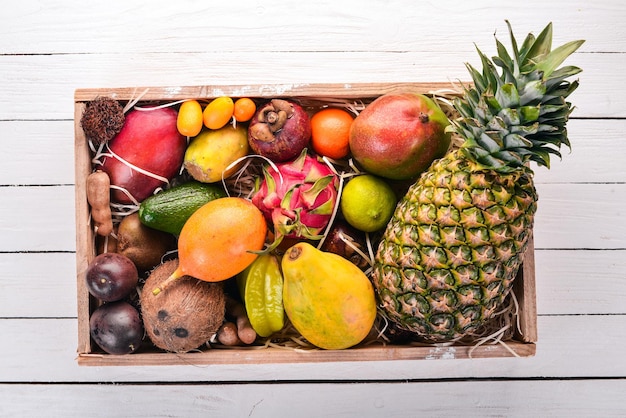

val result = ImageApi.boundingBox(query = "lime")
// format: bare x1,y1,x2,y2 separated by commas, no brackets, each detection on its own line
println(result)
340,174,397,232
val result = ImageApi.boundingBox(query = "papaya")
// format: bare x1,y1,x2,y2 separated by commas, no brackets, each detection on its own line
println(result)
281,242,377,350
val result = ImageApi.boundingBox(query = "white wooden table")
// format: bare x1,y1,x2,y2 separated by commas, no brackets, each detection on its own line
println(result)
1,1,625,416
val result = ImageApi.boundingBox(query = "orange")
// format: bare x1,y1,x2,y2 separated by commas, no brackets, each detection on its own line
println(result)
177,100,203,137
154,197,267,294
233,98,257,122
310,107,354,159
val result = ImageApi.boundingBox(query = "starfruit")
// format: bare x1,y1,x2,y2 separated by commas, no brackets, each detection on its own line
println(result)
236,253,285,337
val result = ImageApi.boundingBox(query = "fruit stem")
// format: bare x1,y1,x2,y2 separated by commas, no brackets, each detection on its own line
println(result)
287,245,302,261
152,267,184,296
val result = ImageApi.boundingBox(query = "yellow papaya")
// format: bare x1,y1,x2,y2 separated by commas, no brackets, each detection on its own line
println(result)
281,242,376,350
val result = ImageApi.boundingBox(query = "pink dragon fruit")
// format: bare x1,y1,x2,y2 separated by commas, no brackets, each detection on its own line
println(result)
251,149,339,252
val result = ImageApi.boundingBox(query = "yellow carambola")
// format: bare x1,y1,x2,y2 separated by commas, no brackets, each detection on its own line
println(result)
236,253,285,338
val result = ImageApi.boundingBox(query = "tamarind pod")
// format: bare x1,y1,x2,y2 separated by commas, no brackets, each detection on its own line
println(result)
216,321,241,346
86,170,113,236
226,297,257,345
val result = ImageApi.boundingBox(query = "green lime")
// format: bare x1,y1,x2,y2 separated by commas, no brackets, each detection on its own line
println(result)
340,174,397,232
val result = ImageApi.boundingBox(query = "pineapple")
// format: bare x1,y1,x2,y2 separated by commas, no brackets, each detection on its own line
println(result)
372,22,584,342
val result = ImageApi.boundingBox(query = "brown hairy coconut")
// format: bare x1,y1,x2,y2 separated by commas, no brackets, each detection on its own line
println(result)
140,259,225,353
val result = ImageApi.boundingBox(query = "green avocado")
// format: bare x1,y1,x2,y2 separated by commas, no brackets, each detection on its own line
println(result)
138,181,227,235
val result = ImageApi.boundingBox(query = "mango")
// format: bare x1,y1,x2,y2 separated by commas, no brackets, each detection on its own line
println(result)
101,107,186,204
183,124,249,183
349,93,451,180
281,242,377,350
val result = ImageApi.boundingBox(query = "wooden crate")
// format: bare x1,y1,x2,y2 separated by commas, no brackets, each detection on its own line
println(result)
74,83,537,366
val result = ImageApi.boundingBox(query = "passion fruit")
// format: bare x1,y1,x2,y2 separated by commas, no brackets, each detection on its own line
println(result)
85,252,138,302
90,301,143,355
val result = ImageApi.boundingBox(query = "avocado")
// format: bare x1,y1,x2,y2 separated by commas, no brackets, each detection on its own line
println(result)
138,181,227,235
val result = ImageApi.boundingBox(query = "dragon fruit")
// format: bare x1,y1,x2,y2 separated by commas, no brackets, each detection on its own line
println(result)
251,149,339,252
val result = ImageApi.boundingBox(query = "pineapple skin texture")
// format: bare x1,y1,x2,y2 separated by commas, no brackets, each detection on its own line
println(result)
372,149,537,342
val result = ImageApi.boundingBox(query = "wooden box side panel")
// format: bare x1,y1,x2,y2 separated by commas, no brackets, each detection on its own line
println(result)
74,102,95,355
73,82,461,103
517,234,538,343
77,341,536,367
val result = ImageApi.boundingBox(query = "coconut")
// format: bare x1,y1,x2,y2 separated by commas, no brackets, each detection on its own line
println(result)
140,259,225,353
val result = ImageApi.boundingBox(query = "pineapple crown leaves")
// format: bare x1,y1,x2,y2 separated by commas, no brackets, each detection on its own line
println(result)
450,21,585,173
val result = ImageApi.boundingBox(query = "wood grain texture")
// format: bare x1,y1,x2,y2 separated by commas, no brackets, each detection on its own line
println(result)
1,315,625,382
0,0,624,414
533,183,626,250
0,52,612,119
535,250,626,315
2,379,626,417
2,1,623,54
1,119,623,186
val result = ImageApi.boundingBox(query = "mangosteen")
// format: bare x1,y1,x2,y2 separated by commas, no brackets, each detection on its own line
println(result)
248,99,311,162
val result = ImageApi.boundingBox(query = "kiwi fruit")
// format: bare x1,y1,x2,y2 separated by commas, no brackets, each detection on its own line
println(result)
117,212,176,272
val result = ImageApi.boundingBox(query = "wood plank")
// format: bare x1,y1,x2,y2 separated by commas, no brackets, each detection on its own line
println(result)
0,183,623,252
1,1,621,54
0,186,76,252
0,51,614,120
76,342,536,367
1,379,626,417
0,253,77,318
74,81,462,102
533,183,626,250
73,102,94,356
536,250,626,315
1,118,622,187
1,315,625,382
515,237,537,343
0,121,75,186
2,250,623,319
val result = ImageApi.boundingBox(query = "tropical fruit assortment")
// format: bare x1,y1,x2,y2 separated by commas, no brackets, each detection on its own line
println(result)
80,22,584,355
